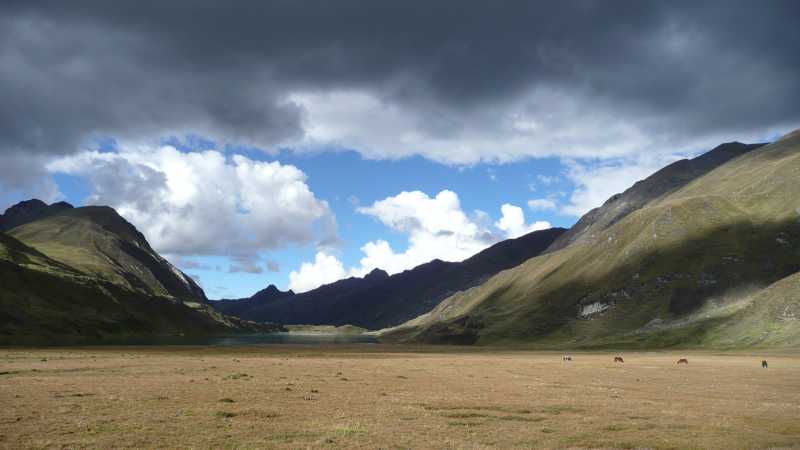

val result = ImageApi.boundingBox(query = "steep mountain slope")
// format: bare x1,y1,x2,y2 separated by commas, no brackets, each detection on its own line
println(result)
546,142,765,253
381,132,800,348
214,227,566,329
0,203,279,343
7,205,206,301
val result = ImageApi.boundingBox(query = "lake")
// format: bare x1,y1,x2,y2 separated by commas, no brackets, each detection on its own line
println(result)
12,332,379,347
203,332,379,346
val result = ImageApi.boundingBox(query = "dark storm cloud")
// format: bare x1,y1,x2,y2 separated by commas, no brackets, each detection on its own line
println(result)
0,0,798,159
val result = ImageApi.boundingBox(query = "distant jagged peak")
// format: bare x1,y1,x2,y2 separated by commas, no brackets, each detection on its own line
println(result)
50,201,75,209
263,284,281,293
365,268,390,280
251,284,295,302
5,198,47,211
3,198,73,215
0,198,75,231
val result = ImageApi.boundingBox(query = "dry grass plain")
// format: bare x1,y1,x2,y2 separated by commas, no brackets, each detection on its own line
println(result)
1,345,799,449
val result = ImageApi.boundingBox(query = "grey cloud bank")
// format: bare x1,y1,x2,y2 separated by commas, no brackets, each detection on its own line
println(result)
1,0,798,295
0,0,797,168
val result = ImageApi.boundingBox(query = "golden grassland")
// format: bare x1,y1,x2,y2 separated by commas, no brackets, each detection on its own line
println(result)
1,345,799,449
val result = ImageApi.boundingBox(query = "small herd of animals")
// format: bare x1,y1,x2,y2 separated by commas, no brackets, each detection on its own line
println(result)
560,356,770,368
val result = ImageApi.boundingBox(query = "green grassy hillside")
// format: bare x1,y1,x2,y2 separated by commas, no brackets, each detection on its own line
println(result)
8,206,206,301
0,207,280,343
0,232,79,274
380,131,800,349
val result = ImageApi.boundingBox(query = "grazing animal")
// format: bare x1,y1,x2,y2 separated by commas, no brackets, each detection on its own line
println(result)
614,357,624,363
762,360,768,368
677,358,688,365
563,355,572,361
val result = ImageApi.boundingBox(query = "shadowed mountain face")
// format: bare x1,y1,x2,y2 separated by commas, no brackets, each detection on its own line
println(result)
0,202,279,343
0,199,74,232
214,285,296,319
214,227,567,329
381,132,800,348
546,142,766,253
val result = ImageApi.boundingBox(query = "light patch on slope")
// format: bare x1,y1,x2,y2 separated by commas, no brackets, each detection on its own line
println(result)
579,302,611,318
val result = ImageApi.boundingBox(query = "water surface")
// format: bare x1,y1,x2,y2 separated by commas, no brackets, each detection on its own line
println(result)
15,332,379,347
204,332,378,346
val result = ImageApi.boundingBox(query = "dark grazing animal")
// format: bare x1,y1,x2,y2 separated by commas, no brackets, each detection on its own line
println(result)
614,357,624,363
762,360,768,368
563,355,572,361
677,358,689,365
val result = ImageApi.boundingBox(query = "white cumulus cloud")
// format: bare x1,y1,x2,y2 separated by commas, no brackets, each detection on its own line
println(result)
47,145,337,257
352,190,496,274
495,204,551,239
288,252,347,293
288,190,553,291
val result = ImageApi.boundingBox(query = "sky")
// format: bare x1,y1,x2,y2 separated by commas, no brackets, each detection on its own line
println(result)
0,1,798,299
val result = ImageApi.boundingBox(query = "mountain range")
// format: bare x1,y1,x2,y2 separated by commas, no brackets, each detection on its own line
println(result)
1,130,798,349
379,131,800,348
0,200,280,344
213,226,566,329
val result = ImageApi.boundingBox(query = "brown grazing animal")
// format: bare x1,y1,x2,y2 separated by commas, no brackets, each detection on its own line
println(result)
762,360,768,368
677,358,689,365
614,357,624,363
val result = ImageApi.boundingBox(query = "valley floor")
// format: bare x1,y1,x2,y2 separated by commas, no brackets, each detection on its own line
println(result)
1,345,799,449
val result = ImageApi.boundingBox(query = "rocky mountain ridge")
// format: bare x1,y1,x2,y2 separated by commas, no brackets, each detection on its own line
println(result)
214,227,567,329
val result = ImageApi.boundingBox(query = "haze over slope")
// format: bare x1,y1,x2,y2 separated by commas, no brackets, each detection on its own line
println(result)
381,132,800,348
0,202,277,343
214,227,566,329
